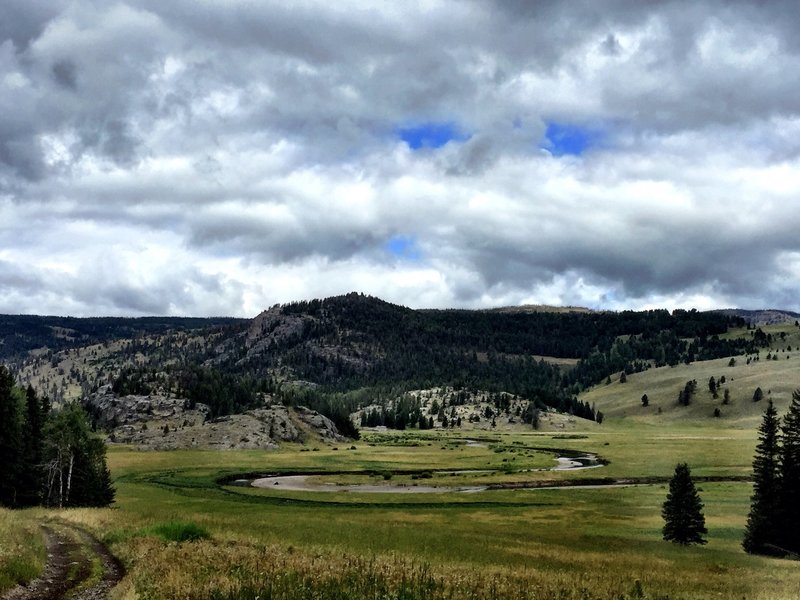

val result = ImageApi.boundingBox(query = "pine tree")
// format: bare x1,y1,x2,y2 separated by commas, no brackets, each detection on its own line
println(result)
17,385,45,507
0,366,21,507
662,463,707,545
779,390,800,553
743,400,782,555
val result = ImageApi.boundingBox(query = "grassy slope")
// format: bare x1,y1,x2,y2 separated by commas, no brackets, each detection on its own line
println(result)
582,325,800,428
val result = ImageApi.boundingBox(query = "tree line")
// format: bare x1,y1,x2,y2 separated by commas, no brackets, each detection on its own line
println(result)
0,365,114,509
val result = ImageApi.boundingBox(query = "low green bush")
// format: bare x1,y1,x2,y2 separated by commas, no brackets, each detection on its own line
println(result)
150,521,211,543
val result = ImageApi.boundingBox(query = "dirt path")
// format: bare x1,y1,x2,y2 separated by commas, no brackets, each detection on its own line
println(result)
2,522,123,600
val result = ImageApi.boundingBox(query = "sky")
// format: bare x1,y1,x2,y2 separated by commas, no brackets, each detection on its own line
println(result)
2,1,800,317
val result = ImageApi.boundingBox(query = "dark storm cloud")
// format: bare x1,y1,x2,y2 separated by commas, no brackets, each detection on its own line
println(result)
2,1,800,315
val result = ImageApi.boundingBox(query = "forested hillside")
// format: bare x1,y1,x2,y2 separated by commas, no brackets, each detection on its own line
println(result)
0,314,244,361
3,294,772,437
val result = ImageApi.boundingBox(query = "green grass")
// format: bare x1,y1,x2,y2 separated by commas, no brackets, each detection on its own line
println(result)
71,419,794,598
149,521,211,542
581,341,800,427
0,509,45,594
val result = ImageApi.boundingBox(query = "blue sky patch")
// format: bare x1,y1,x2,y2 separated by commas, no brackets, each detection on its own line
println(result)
397,122,469,150
384,235,422,261
541,122,605,157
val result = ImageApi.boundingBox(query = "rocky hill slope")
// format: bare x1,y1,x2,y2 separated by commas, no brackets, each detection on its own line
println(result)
84,387,344,450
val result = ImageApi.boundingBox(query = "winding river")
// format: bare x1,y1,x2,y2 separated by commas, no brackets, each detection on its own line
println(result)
248,453,602,494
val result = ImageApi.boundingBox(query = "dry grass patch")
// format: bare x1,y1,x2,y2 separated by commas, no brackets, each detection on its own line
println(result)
0,508,45,593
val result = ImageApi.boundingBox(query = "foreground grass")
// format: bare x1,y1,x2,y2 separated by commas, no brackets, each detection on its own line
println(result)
0,508,45,593
59,476,800,599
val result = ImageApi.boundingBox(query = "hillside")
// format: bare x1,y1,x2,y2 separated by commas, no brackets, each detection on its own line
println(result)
0,314,244,361
582,321,800,427
2,293,784,446
714,308,800,326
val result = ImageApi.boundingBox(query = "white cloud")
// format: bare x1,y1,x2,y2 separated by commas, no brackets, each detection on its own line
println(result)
1,1,800,315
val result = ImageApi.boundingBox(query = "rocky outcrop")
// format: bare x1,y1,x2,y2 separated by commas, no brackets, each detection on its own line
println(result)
294,406,345,441
84,387,210,429
84,388,343,450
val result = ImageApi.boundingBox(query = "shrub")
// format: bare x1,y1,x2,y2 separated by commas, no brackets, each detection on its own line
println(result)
150,521,211,543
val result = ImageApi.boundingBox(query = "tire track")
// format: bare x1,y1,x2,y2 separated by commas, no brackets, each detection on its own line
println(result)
2,523,123,600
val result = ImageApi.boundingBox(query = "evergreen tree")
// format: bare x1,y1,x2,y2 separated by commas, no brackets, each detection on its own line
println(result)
662,463,707,545
743,400,782,555
17,385,45,507
641,394,649,407
0,366,21,507
779,390,800,553
753,387,764,403
708,376,717,398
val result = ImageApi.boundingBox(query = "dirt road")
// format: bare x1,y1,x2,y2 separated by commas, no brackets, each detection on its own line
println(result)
2,522,122,600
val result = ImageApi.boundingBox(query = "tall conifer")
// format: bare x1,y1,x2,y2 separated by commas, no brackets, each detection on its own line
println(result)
779,390,800,554
17,385,46,506
743,400,781,554
0,366,21,507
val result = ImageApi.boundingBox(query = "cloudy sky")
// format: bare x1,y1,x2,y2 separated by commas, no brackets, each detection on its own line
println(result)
2,1,800,317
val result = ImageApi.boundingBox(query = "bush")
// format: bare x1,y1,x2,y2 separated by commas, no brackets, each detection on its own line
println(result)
150,521,211,543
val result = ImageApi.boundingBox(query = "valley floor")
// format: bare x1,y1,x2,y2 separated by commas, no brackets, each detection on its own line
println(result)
4,422,800,599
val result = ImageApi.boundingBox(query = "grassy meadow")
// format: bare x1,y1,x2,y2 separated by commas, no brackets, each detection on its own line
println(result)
4,323,800,599
3,424,799,599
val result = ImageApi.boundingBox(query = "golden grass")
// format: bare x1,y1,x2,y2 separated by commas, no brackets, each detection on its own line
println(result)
581,351,800,426
117,520,800,600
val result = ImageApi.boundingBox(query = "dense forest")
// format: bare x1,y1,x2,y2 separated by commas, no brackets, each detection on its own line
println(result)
0,315,244,361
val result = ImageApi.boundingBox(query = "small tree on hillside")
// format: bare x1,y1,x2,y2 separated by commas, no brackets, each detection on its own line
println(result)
619,371,627,383
641,394,649,407
743,400,782,555
662,463,707,545
753,387,764,403
708,376,717,399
